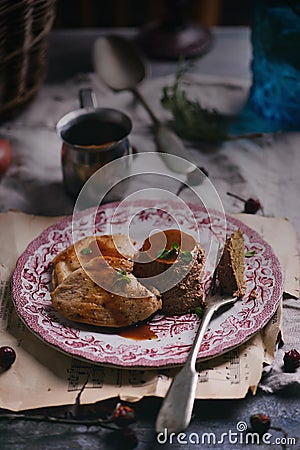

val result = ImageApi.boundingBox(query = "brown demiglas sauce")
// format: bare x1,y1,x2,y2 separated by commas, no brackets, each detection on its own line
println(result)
117,323,157,340
78,238,126,263
140,229,196,264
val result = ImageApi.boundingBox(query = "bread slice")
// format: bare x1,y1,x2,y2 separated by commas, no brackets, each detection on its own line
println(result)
51,256,162,328
217,228,245,297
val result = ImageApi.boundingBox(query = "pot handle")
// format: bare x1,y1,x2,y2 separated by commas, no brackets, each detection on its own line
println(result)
79,88,98,109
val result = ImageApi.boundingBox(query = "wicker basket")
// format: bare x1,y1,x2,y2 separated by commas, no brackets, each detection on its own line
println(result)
0,0,56,121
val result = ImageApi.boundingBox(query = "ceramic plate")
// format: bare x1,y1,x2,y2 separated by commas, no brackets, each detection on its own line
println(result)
12,200,283,368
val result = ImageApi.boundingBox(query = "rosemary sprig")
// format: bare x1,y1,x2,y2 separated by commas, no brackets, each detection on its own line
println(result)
161,67,229,142
161,64,267,143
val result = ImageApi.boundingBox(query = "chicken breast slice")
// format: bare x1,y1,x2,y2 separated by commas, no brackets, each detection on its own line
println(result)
51,256,161,328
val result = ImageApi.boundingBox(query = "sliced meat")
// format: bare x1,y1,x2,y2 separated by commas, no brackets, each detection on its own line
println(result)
51,256,162,328
133,229,206,315
51,233,135,288
161,245,206,315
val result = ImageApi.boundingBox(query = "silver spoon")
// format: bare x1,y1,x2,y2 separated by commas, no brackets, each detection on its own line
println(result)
93,35,195,174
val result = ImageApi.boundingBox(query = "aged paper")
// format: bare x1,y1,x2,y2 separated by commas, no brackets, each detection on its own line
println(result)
0,211,296,411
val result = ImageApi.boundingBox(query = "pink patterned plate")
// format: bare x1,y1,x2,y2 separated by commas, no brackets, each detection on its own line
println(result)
12,201,283,368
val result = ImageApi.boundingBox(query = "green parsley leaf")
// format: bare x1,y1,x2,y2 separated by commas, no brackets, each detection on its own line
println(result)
194,306,205,318
116,268,131,283
180,250,192,262
81,247,92,255
157,248,171,259
157,242,179,260
245,250,256,257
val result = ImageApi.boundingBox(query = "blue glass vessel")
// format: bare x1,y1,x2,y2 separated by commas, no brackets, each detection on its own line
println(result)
249,0,300,129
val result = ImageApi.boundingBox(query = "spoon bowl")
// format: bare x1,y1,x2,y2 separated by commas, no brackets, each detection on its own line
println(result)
94,35,146,91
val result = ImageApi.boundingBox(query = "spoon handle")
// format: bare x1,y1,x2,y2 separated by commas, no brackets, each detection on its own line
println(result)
154,123,195,174
131,87,159,124
132,87,195,174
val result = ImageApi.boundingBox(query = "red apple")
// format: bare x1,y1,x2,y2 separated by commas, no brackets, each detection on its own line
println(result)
0,138,12,176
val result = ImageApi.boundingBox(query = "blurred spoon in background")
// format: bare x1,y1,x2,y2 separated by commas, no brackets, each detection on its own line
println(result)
93,35,195,174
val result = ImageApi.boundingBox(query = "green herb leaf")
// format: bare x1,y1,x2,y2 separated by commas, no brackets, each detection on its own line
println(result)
81,247,92,255
245,250,256,257
194,306,205,318
161,65,229,142
116,269,131,283
157,249,170,259
157,242,179,260
180,250,193,262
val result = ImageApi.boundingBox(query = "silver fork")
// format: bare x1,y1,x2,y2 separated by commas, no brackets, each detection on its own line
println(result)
155,254,237,434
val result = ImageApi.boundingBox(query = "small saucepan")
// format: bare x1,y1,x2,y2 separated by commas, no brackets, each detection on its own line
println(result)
56,88,132,202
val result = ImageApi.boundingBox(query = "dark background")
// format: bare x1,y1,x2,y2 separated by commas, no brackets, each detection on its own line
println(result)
53,0,253,29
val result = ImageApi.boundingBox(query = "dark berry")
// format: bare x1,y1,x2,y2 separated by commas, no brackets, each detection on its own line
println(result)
112,404,136,427
227,192,262,214
283,349,300,372
0,346,16,370
244,198,262,214
250,413,271,434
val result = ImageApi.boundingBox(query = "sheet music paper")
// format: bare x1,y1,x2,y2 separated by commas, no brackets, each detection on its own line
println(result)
0,211,297,411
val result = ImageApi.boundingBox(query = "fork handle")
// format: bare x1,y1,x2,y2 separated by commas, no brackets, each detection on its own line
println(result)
155,307,215,434
155,363,198,434
186,307,216,367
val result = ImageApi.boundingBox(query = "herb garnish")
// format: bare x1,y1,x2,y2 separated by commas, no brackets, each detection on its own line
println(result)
245,250,256,257
161,62,264,143
81,247,92,255
194,306,205,318
161,64,228,142
157,242,193,262
180,250,193,262
157,242,179,260
116,269,131,283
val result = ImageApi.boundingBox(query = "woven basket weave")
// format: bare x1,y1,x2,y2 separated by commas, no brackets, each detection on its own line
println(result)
0,0,56,121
